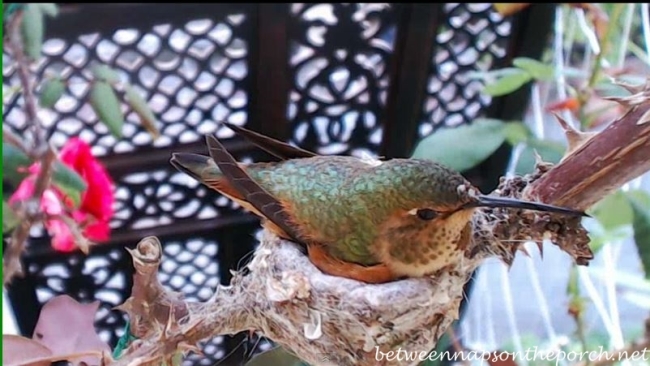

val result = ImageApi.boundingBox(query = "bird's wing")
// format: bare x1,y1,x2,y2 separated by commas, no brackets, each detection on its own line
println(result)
222,122,319,160
205,134,308,245
307,245,399,284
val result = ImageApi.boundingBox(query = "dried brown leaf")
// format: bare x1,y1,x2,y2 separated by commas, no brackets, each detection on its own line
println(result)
2,335,106,366
3,335,52,366
32,295,111,366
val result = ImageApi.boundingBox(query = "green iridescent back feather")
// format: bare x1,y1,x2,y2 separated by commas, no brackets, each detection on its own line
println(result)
240,156,470,265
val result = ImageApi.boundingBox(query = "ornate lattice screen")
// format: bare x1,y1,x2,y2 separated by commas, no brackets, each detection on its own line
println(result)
3,3,553,365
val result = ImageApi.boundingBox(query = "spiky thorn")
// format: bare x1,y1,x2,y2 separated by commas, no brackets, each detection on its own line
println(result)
601,78,650,109
552,113,597,160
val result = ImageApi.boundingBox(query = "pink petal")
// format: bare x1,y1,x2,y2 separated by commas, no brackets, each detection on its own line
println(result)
45,219,75,252
84,220,110,241
9,176,36,204
41,189,63,216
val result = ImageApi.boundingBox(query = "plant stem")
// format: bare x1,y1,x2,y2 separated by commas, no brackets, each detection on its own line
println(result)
578,4,625,128
2,9,58,284
7,10,46,150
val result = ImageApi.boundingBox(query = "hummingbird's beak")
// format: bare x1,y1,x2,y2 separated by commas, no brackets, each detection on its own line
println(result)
465,195,589,217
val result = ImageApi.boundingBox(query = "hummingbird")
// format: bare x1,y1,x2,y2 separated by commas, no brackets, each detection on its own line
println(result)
170,123,586,284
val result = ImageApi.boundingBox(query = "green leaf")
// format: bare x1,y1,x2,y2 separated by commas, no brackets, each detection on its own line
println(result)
587,224,632,253
512,57,555,81
91,64,121,84
245,347,305,366
629,199,650,279
39,77,65,108
3,144,32,186
20,4,44,61
411,118,506,172
37,3,59,17
514,138,565,175
502,122,531,145
626,190,650,208
588,191,633,230
52,161,87,208
124,84,160,139
482,69,532,97
3,200,21,232
90,81,124,138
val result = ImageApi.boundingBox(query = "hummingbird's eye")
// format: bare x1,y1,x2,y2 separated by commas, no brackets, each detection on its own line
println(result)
416,209,438,221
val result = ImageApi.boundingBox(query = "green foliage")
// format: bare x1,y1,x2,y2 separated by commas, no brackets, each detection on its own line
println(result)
512,57,555,82
39,77,65,108
587,190,650,259
3,144,32,187
20,4,44,60
482,68,532,97
513,139,565,176
19,3,59,60
125,84,160,139
90,81,125,138
502,122,532,145
629,197,650,279
478,56,557,97
91,64,122,84
411,119,510,172
3,200,21,232
589,191,634,230
13,4,159,141
37,3,59,17
51,162,87,208
2,143,87,207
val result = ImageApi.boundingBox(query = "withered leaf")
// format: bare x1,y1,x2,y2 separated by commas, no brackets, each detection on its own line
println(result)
3,334,52,366
2,334,106,366
32,295,111,366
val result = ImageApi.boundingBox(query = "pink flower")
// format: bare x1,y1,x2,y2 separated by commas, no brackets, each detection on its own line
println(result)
9,139,114,252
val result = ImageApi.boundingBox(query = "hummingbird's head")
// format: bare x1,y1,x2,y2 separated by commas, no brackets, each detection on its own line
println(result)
376,160,586,277
398,159,587,223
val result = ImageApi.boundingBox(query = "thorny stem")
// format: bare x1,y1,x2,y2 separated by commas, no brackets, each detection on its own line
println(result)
2,10,58,284
3,148,56,285
6,11,46,149
3,124,32,156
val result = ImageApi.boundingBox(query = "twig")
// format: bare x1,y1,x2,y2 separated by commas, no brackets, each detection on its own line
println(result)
3,125,33,157
3,10,58,284
6,10,46,150
109,235,471,366
524,91,650,211
3,148,56,285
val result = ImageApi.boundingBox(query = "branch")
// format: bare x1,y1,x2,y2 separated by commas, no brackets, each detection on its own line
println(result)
3,9,58,285
524,90,650,211
3,147,56,285
109,235,475,366
6,9,46,149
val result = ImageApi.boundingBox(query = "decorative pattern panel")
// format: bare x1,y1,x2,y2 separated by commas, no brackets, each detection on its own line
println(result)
3,13,251,156
420,3,511,136
287,3,399,157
